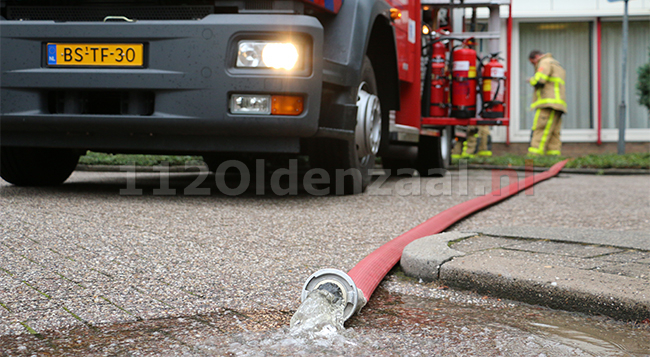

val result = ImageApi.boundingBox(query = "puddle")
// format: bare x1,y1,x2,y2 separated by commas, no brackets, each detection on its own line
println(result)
526,316,650,356
352,280,650,357
1,280,649,356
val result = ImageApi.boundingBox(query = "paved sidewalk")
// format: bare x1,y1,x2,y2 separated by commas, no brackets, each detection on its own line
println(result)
400,227,650,322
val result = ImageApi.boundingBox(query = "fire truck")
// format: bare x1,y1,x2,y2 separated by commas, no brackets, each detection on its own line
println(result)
0,0,511,194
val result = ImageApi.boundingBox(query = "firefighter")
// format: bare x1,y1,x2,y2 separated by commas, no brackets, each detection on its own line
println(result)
527,50,567,156
451,125,491,159
451,136,464,159
475,125,492,156
451,127,473,159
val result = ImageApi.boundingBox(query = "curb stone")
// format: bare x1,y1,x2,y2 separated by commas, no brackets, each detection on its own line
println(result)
475,227,650,251
460,165,649,175
75,164,649,175
439,252,650,322
400,232,476,281
400,230,650,322
467,165,650,175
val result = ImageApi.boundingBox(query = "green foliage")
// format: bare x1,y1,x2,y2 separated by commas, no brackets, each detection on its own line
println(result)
637,47,650,111
454,153,649,170
79,151,202,166
569,153,649,169
80,151,650,170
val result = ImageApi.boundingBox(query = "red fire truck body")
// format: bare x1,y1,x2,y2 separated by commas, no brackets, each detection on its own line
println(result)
381,0,511,175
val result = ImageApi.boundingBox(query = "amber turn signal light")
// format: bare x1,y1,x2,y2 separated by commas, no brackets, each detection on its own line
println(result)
390,8,401,20
271,95,303,115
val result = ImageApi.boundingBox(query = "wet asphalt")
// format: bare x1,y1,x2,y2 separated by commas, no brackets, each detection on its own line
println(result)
1,168,649,355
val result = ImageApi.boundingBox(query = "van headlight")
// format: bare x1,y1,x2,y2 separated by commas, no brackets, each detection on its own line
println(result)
236,41,300,70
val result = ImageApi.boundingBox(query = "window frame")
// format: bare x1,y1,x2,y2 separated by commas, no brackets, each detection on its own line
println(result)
510,17,600,143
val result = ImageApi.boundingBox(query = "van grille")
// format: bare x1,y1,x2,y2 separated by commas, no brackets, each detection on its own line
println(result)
48,91,155,116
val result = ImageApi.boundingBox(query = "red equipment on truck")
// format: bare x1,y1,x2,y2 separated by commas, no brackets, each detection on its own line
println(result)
481,54,507,118
429,41,449,118
385,0,512,176
451,42,478,119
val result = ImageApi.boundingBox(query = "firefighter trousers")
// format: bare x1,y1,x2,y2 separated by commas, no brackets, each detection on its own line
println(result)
452,126,492,158
474,126,492,156
529,108,562,156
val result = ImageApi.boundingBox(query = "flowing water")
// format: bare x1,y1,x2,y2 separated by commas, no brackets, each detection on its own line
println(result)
289,288,346,336
225,276,650,356
216,276,650,356
2,276,649,356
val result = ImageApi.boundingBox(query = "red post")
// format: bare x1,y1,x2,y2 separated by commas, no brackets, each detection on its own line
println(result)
597,17,603,145
506,1,513,146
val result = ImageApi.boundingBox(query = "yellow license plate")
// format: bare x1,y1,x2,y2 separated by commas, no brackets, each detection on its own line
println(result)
47,43,144,67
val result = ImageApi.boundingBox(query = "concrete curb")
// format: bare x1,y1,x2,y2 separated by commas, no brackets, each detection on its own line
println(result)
400,229,650,322
400,232,474,281
475,227,650,251
76,164,650,175
457,165,650,175
440,253,650,322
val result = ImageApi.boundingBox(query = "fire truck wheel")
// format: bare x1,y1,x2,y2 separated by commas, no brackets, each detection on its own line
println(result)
0,147,80,186
381,157,415,176
380,144,417,176
440,126,453,168
416,128,450,177
310,56,380,195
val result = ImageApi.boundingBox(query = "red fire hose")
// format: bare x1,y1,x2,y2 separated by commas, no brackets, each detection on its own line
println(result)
349,160,568,301
300,160,568,320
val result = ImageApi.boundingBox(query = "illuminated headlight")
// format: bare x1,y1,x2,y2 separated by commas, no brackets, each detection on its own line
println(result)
236,41,300,70
231,94,271,114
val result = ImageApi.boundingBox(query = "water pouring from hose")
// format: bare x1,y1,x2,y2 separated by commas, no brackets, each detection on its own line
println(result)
292,161,568,331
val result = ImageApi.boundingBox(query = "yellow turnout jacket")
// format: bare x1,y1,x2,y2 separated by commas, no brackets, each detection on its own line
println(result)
529,53,567,113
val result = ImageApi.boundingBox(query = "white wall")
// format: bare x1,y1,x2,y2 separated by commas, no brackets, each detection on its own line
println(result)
466,1,650,143
470,1,649,19
512,0,650,18
494,3,648,143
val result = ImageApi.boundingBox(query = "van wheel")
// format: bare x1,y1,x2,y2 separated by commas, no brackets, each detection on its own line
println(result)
311,56,382,195
0,147,80,186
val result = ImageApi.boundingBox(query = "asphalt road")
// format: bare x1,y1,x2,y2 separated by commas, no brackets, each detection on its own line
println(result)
1,168,649,355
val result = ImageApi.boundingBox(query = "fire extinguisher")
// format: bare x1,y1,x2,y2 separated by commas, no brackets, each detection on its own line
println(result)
451,40,477,119
481,53,506,118
430,41,449,117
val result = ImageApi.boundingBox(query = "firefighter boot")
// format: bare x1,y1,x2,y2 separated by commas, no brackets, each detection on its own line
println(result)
462,126,478,158
476,125,492,156
452,137,464,159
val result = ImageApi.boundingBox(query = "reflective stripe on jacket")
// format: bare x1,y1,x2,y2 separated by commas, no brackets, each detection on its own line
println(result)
529,53,567,113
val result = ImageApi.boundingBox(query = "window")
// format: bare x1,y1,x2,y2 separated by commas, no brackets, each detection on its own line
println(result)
601,20,650,129
519,22,592,130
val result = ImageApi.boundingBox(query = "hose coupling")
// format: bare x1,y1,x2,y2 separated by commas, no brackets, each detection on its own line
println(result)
300,269,366,322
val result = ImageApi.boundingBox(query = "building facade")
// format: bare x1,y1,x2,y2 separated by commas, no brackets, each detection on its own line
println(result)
489,0,650,146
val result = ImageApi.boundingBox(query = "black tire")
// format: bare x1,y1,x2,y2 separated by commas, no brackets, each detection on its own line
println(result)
381,145,417,176
382,157,415,175
416,126,452,177
310,57,382,195
0,147,80,186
